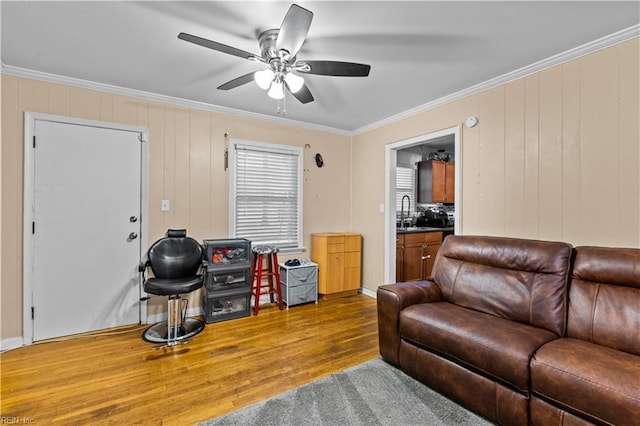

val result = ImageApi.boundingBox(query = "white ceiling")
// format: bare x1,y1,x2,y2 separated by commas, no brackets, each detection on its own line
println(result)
1,1,638,133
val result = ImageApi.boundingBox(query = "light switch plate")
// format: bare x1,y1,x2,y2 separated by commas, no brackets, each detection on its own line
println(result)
161,199,170,212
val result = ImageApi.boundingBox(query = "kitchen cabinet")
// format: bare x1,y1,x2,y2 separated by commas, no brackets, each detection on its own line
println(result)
444,162,455,203
396,231,442,282
395,234,404,282
311,233,362,299
417,160,455,204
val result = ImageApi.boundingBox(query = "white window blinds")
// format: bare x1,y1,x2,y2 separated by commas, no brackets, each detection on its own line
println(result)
396,166,415,213
229,140,303,251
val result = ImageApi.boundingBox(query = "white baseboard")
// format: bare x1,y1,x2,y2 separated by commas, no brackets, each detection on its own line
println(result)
1,337,24,352
360,287,377,299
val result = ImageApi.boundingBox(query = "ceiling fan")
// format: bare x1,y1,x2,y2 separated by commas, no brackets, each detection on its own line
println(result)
178,3,371,104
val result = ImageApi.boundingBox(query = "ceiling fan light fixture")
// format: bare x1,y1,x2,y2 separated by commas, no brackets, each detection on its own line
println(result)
268,80,285,99
284,72,304,93
254,68,275,90
178,4,370,107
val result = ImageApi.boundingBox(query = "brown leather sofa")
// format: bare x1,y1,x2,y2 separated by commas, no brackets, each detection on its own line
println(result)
377,235,640,426
530,246,640,425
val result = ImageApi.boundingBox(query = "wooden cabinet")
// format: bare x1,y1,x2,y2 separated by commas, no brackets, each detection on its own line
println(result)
396,231,442,282
311,233,362,298
444,162,455,203
417,160,455,204
395,234,404,282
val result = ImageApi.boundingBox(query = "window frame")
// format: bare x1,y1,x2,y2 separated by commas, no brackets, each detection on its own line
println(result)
228,138,304,253
395,165,416,216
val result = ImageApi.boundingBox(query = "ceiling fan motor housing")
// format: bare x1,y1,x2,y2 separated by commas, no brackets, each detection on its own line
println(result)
259,29,282,60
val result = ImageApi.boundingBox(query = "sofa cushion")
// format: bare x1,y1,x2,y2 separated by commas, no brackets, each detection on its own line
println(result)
531,338,640,425
569,246,640,356
399,301,558,393
432,235,572,336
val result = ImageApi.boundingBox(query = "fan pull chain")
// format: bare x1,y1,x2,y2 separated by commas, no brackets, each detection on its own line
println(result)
277,96,286,116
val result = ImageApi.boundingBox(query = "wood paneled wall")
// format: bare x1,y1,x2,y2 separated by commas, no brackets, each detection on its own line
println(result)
351,38,639,291
2,37,638,341
1,77,352,339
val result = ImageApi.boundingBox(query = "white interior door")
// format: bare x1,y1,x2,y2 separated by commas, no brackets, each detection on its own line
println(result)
27,117,145,341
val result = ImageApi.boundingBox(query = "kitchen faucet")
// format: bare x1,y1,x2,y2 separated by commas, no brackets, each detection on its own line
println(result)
400,195,411,229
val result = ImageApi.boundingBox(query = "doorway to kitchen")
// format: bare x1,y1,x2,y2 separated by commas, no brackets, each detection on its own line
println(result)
384,126,460,284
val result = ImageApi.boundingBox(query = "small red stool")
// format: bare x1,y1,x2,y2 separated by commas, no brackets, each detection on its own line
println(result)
250,245,283,315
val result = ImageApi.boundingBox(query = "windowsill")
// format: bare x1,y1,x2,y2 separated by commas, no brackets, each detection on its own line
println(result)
278,246,307,255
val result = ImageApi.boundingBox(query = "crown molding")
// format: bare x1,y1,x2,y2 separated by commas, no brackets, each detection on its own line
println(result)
2,24,638,138
352,24,640,136
0,63,352,137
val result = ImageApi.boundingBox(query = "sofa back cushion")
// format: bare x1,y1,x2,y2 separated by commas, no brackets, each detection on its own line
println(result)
568,246,640,356
432,235,573,336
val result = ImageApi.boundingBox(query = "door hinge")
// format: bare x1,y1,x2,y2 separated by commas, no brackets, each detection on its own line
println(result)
31,306,35,319
32,222,35,234
224,148,228,171
33,135,36,148
138,133,147,143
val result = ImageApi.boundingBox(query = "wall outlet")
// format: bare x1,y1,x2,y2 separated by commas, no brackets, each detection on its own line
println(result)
161,199,170,212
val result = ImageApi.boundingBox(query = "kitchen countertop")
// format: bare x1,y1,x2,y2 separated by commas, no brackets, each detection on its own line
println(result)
396,227,454,234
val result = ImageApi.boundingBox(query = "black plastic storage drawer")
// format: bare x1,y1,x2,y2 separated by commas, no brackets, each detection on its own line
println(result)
205,264,251,292
203,287,251,323
203,238,251,268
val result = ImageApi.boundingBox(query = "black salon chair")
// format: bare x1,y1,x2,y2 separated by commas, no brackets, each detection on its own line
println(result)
139,229,205,346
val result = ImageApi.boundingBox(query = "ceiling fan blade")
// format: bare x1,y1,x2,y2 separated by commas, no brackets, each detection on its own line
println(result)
298,60,371,77
287,82,314,104
178,32,258,60
217,72,256,90
276,4,313,58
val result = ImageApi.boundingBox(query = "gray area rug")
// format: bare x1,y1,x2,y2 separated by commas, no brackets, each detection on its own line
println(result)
199,357,492,426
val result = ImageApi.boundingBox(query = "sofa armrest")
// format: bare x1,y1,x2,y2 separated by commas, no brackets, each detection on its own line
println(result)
377,281,442,365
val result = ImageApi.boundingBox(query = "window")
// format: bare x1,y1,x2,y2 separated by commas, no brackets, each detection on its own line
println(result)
229,139,303,252
396,166,415,215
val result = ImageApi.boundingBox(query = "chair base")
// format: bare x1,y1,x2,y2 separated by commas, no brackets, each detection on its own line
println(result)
142,317,205,345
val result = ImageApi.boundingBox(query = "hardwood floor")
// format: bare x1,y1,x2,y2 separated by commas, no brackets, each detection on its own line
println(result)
1,295,379,425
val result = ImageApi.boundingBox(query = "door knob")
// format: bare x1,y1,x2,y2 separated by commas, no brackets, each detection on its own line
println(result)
129,232,138,240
